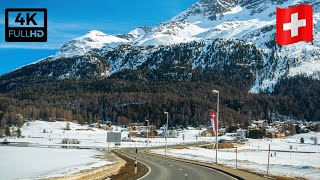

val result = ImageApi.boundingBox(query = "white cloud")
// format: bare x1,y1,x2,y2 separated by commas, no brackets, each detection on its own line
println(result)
0,22,82,49
0,43,59,50
0,20,133,49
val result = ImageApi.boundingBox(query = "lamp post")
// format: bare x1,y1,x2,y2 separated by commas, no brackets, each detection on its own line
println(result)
164,111,169,156
212,89,219,164
146,120,149,150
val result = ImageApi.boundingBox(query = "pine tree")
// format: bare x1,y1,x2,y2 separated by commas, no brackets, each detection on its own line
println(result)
5,127,11,137
16,128,21,138
300,137,304,144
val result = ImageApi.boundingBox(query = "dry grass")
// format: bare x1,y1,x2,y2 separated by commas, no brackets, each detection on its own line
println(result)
109,152,149,180
198,142,236,149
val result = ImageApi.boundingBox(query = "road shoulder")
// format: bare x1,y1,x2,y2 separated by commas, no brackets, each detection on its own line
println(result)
144,151,268,180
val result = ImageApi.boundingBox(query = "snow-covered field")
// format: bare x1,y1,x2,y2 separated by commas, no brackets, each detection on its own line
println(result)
0,121,214,179
152,133,320,180
6,121,320,179
0,146,111,180
5,121,214,148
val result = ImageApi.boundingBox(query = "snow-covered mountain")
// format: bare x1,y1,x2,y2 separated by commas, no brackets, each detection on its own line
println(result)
46,30,129,61
133,0,320,92
2,0,320,93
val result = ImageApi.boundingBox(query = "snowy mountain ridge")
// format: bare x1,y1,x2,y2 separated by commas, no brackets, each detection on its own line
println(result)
48,30,129,60
3,0,320,93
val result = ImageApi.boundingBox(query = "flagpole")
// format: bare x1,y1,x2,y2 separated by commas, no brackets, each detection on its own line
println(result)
213,90,219,164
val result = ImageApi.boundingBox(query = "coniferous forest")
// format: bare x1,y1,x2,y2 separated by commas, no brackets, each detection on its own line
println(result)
0,72,319,128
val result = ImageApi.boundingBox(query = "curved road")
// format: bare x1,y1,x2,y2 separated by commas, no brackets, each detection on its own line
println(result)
123,149,235,180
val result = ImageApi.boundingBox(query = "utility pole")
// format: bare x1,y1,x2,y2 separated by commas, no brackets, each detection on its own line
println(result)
236,146,238,169
212,90,219,164
146,120,149,150
164,111,169,156
267,144,270,175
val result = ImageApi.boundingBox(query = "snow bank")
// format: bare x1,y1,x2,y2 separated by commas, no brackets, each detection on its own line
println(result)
152,132,320,180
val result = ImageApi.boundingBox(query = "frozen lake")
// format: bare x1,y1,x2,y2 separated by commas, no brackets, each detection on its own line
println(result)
0,146,110,180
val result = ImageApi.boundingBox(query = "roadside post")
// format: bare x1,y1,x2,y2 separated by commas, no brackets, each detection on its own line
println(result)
135,148,138,174
196,135,198,146
182,134,185,145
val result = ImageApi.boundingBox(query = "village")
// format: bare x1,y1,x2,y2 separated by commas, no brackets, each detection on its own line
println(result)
1,117,320,180
94,119,320,143
2,117,320,144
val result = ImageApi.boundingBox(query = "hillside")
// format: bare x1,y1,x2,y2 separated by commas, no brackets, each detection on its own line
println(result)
0,0,320,127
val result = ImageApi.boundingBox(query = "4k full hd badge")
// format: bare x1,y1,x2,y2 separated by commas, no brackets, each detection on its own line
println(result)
5,8,47,42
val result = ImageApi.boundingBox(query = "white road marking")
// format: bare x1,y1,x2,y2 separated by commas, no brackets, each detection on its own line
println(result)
179,168,183,171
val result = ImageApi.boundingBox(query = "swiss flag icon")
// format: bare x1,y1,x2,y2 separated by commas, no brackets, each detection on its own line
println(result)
276,4,313,46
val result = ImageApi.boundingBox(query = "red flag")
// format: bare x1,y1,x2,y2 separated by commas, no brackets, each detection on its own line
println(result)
210,112,218,136
276,4,313,45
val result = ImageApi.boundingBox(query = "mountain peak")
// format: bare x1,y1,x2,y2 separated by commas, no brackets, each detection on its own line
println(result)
76,30,128,45
172,0,238,22
128,26,152,39
45,30,129,60
85,30,107,37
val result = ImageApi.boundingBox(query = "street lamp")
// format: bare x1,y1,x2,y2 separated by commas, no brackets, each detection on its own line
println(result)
212,89,219,164
164,111,169,156
146,120,149,150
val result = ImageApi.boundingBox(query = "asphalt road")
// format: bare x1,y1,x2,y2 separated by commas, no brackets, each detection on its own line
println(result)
123,149,235,180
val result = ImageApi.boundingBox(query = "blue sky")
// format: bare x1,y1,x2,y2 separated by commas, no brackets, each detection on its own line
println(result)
0,0,197,75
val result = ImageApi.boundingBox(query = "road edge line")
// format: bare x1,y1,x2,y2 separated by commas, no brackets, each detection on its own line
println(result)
115,150,151,180
144,151,252,180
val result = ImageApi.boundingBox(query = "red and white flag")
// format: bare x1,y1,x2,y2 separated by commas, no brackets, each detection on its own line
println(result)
210,112,218,136
276,4,313,45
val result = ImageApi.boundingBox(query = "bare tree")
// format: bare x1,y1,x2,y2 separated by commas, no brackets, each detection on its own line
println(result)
310,137,318,146
65,122,71,130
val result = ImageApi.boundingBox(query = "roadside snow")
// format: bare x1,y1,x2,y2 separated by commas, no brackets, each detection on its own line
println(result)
7,121,215,148
152,132,320,180
0,146,111,180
